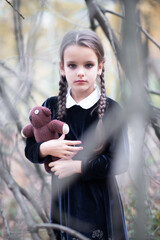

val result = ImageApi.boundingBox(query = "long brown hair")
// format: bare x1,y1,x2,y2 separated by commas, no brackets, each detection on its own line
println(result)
57,29,107,120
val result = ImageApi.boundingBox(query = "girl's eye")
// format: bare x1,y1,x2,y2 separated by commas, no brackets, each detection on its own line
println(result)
68,64,76,69
85,63,94,68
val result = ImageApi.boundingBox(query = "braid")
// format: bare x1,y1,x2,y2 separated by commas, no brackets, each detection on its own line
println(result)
94,66,108,153
98,66,107,119
57,75,68,120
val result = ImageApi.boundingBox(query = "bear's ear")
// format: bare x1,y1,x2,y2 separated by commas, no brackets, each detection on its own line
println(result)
42,107,51,117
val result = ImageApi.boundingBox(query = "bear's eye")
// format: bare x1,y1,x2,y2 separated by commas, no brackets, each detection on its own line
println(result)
35,110,39,115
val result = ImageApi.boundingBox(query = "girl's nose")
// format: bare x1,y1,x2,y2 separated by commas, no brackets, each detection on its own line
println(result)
77,67,85,78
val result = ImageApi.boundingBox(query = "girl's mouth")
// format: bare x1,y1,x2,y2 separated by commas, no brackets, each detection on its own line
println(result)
75,80,87,84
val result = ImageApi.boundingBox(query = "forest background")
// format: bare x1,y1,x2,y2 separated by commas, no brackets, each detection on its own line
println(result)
0,0,160,239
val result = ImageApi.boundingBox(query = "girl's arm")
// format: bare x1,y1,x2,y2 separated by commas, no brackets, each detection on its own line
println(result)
24,96,83,165
48,122,129,180
47,102,129,180
39,134,83,159
81,126,129,180
25,134,83,164
25,137,45,164
49,159,81,179
79,102,129,181
48,126,128,180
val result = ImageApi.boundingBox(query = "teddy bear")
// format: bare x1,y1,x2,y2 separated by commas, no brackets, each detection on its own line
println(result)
21,106,69,173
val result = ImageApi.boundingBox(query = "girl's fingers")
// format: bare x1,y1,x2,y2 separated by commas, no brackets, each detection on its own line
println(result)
65,140,82,146
49,159,70,168
49,159,82,179
67,146,83,152
63,150,80,159
45,139,83,159
54,170,60,176
62,155,74,160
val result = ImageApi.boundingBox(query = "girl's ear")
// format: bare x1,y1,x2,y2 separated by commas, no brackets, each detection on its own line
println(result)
97,62,103,76
59,62,65,76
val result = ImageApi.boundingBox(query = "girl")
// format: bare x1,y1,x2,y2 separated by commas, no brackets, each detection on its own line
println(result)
25,29,129,240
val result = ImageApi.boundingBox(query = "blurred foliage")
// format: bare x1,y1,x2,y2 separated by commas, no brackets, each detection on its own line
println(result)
0,0,160,239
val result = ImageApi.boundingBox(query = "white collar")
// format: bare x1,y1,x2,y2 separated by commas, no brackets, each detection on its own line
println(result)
66,85,100,109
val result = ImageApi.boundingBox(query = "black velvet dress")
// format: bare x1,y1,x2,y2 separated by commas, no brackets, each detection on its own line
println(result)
25,96,129,240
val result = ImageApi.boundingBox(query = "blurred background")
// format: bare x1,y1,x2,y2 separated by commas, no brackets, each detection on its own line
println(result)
0,0,160,239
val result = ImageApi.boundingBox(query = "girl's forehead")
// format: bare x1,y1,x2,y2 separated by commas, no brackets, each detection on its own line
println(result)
63,45,98,62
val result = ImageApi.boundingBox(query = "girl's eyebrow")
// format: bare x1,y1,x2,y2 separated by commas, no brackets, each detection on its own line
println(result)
66,60,96,63
85,60,96,63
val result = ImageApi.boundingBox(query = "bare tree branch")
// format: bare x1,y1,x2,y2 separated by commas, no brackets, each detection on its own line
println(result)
0,167,40,240
0,200,11,238
121,1,148,239
85,0,160,142
12,0,25,72
145,85,160,96
32,164,51,220
4,0,25,19
85,0,122,59
102,7,160,49
137,22,160,49
0,77,22,133
0,60,19,78
35,223,90,240
151,118,160,140
19,186,49,223
148,58,160,84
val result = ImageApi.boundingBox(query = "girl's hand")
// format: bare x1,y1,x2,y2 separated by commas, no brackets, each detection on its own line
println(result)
49,159,82,179
39,134,83,159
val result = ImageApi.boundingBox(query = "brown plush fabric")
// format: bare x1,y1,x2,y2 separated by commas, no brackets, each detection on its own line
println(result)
22,106,69,172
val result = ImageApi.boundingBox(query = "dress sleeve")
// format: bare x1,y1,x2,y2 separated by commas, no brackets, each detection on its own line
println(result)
81,102,129,180
24,137,47,164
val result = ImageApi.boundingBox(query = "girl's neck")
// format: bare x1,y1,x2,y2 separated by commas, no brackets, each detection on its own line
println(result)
71,89,94,104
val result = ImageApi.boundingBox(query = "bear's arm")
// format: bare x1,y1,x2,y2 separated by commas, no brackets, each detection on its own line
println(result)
48,120,69,135
22,124,34,138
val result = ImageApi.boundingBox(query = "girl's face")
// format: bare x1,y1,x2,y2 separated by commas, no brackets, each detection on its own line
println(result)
59,45,103,101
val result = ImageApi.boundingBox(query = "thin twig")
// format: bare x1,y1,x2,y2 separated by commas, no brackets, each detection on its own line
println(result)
0,60,19,78
0,201,11,238
137,22,160,49
45,2,88,28
4,0,25,19
103,9,125,19
151,226,160,236
12,0,25,74
35,223,90,240
145,85,160,96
